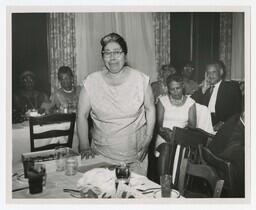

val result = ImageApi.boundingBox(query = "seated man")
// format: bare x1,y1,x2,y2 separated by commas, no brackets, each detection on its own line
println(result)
207,111,245,197
13,71,49,115
191,61,242,126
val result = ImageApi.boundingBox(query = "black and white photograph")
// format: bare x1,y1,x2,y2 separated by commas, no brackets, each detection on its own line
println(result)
2,2,254,209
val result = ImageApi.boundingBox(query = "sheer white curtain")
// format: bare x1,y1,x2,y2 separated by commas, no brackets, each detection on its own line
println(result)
231,13,244,80
75,13,157,85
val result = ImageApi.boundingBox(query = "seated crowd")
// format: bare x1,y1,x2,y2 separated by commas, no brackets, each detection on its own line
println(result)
12,33,244,198
150,61,244,197
13,66,80,119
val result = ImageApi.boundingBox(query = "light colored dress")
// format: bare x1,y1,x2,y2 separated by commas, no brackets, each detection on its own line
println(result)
50,86,80,112
155,95,195,149
83,67,149,175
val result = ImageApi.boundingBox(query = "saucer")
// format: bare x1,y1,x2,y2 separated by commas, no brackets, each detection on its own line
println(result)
153,189,180,198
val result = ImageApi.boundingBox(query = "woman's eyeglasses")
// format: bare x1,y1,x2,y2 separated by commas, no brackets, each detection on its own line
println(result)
102,50,123,58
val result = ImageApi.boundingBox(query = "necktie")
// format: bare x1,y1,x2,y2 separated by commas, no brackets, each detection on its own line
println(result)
204,85,215,106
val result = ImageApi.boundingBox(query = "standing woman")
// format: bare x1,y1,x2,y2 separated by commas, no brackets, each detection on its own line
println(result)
77,33,156,175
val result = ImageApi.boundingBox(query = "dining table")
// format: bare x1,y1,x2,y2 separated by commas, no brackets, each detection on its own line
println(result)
12,154,183,200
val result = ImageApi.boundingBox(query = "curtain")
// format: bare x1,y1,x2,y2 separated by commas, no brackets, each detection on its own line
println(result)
75,13,157,84
152,13,171,80
231,13,244,81
219,13,232,80
219,12,244,81
47,13,76,94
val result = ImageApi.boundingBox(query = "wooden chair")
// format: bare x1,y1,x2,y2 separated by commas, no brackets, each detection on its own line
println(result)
178,158,224,198
170,127,213,188
29,113,76,152
201,146,244,197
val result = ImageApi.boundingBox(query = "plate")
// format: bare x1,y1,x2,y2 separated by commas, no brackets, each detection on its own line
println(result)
153,189,180,198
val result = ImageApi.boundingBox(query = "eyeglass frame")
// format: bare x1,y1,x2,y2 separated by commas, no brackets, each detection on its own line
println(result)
102,50,124,58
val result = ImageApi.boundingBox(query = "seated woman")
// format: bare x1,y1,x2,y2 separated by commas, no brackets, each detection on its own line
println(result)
181,61,199,95
151,64,177,103
43,66,80,113
13,71,49,115
155,74,197,179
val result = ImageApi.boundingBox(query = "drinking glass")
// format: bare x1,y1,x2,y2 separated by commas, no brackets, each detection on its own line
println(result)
27,165,43,194
160,174,172,197
55,146,69,171
34,163,47,187
114,163,131,197
65,156,78,176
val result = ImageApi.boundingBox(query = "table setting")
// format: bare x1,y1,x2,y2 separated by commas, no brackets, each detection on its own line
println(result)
12,147,182,199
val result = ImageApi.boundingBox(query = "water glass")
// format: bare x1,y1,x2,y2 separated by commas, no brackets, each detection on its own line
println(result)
55,146,69,171
160,174,172,197
65,156,78,176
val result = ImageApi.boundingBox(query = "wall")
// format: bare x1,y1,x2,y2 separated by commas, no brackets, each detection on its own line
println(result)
170,12,220,82
12,13,49,95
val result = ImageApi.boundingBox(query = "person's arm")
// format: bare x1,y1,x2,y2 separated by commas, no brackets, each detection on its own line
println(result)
156,99,173,141
191,72,210,105
138,84,156,161
188,103,197,128
77,86,91,152
156,100,164,129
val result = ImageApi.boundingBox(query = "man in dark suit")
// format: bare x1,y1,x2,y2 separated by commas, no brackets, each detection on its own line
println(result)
207,112,245,197
191,61,242,126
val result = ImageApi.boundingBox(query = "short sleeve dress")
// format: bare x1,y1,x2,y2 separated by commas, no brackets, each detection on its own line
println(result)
155,95,195,148
83,67,149,164
50,86,80,112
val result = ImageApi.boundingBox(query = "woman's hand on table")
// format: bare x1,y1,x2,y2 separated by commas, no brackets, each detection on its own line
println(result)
80,148,96,159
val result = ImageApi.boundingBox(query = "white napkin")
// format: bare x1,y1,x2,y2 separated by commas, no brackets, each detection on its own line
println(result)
76,168,148,197
77,168,116,195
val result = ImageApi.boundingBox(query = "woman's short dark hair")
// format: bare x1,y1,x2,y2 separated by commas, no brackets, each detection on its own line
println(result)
100,32,128,56
166,74,183,86
57,66,73,80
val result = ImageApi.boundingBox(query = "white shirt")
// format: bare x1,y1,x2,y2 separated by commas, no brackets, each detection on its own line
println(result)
208,80,222,113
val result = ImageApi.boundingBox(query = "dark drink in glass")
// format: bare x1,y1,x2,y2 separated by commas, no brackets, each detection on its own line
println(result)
27,169,43,194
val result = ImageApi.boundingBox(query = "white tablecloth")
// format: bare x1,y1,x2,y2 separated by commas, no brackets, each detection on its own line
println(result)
12,155,182,199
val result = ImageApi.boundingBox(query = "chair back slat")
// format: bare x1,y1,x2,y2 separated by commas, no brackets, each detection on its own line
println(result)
32,130,70,140
29,113,76,152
